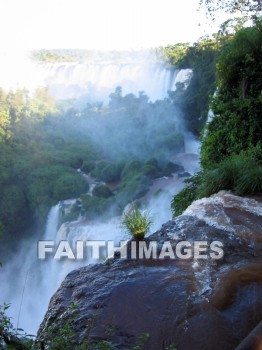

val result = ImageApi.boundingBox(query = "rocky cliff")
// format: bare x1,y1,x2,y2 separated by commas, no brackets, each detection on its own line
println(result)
37,191,262,350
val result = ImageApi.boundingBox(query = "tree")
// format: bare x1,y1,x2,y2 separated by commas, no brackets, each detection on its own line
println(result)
201,21,262,168
109,86,123,109
200,0,262,18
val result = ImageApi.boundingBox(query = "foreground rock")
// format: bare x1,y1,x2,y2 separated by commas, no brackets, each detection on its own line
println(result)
37,191,262,350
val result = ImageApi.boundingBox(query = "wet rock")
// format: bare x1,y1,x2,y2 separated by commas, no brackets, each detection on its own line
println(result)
37,191,262,350
235,321,262,350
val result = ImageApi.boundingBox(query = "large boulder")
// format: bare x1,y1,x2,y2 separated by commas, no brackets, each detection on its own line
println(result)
37,191,262,350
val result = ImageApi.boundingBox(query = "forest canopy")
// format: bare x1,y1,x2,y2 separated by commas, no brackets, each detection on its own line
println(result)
172,19,262,216
0,85,186,247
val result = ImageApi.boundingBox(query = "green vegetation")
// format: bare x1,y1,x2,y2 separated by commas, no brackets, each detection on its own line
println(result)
201,20,262,168
91,161,123,183
0,303,34,349
157,37,220,134
199,148,262,196
0,90,95,239
92,184,113,198
80,195,115,220
2,18,261,238
31,49,86,63
157,17,251,135
121,207,152,240
171,174,201,216
172,20,262,216
199,0,262,18
31,49,159,64
60,201,81,223
1,301,151,349
1,4,261,349
0,80,187,247
172,146,262,215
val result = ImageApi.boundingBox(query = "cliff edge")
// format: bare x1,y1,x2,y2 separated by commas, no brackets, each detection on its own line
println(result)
37,191,262,350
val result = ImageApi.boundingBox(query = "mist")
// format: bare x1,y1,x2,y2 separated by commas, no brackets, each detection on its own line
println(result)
39,51,192,161
0,139,199,335
0,50,199,336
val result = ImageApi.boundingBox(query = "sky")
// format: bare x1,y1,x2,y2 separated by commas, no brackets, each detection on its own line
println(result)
0,0,229,51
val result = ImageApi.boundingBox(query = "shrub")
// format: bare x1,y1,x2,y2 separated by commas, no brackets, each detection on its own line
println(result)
122,207,152,240
201,23,262,169
163,162,184,176
235,167,262,195
91,161,110,179
100,163,122,182
120,160,142,179
171,148,262,217
171,173,201,216
81,195,115,220
0,185,29,233
53,173,88,200
142,158,160,178
118,174,152,205
198,153,261,197
156,132,185,152
81,159,95,173
55,150,83,169
92,184,113,198
198,156,242,197
0,303,34,349
61,202,81,223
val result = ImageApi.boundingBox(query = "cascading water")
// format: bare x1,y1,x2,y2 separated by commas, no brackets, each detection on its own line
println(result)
41,62,191,102
0,50,192,103
0,205,62,335
0,141,200,335
0,50,197,336
171,68,192,91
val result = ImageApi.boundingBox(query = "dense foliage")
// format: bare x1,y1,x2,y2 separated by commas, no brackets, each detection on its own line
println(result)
172,20,262,216
167,39,218,134
201,20,262,168
31,49,157,64
157,18,250,135
0,85,186,251
157,36,225,134
0,89,97,243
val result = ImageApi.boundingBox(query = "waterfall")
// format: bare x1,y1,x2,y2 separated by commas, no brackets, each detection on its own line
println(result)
0,50,192,103
0,160,198,336
41,62,172,101
0,51,196,337
0,205,61,336
171,68,193,90
39,61,192,102
42,203,60,240
0,203,127,334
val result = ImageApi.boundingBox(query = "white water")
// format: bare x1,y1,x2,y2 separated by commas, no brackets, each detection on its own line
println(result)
171,68,192,91
0,51,197,335
0,50,192,103
42,63,191,102
0,136,199,335
0,205,61,335
43,62,169,101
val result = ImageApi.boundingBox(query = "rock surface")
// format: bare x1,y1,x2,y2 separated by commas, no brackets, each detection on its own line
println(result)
37,191,262,350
